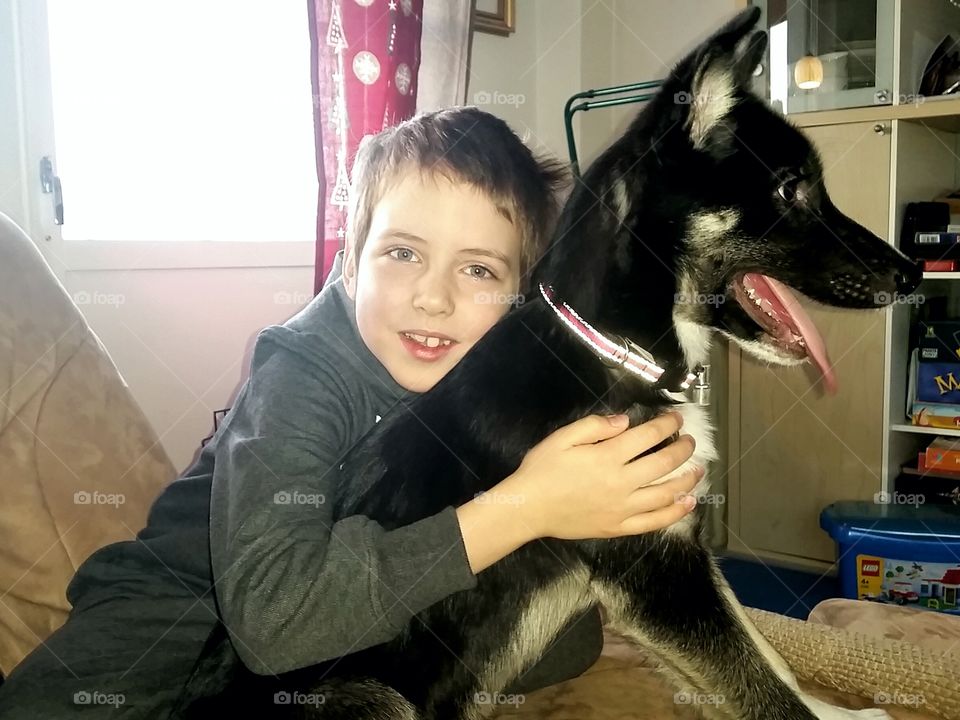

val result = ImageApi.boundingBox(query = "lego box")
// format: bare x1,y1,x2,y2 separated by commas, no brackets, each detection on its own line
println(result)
821,501,960,615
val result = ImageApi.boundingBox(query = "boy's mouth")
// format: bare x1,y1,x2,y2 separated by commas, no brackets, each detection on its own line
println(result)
399,331,458,363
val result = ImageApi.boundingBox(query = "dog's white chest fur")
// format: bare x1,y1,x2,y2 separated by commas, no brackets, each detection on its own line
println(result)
647,396,719,538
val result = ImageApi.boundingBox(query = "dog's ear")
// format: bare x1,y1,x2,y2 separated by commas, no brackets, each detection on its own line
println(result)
682,7,767,150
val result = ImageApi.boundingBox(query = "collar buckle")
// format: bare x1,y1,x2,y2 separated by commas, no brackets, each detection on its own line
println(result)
681,363,711,406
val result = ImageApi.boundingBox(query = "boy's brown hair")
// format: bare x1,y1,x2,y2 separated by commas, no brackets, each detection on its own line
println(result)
344,106,570,294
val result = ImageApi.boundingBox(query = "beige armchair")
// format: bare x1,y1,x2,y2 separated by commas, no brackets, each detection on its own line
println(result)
0,211,176,678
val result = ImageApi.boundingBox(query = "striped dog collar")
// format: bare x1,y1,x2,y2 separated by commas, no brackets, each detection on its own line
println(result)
538,282,699,390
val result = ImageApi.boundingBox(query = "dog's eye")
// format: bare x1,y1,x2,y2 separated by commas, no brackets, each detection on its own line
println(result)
777,178,802,204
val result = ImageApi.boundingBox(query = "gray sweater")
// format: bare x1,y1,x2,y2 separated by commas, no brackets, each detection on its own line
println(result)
67,250,603,693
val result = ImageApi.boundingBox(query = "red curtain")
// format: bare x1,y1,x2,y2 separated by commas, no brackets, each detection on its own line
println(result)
309,0,425,294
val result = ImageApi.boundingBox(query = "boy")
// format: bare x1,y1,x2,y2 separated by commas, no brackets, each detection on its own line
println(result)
0,107,699,718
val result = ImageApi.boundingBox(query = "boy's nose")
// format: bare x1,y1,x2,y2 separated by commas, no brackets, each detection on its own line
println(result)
413,279,454,315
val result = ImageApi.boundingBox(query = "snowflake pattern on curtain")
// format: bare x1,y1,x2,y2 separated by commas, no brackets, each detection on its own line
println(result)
310,0,425,293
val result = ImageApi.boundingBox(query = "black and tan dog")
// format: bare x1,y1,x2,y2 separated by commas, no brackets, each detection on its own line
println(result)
176,8,921,719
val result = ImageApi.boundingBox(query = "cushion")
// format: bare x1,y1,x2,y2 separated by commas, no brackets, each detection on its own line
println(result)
809,597,960,659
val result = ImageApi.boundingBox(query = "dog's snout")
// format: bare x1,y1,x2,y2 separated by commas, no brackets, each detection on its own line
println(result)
895,260,923,296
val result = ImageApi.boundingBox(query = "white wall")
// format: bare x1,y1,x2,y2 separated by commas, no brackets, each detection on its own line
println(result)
62,267,313,471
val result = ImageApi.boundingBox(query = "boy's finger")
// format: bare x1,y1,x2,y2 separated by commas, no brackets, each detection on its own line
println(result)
623,435,696,487
604,411,683,463
617,497,696,536
624,468,703,514
549,413,630,449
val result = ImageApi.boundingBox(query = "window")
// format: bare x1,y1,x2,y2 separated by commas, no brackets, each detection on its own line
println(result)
45,0,318,243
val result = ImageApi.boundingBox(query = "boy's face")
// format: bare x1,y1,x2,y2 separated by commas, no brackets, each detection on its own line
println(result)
343,172,523,393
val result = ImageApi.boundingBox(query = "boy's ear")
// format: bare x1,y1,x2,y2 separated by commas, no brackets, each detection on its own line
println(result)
342,245,357,300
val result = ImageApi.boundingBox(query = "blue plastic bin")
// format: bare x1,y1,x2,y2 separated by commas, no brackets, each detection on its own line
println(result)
820,501,960,615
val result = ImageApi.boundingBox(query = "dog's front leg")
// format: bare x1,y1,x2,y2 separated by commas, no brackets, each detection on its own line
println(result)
710,571,893,720
586,533,891,720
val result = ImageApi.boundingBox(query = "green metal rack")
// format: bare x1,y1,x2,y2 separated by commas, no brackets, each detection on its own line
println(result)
564,79,663,176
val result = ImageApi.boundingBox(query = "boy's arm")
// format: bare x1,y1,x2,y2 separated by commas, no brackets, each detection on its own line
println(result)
210,327,480,676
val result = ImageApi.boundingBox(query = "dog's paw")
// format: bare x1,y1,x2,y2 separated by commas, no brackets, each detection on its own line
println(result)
818,708,893,720
803,695,893,720
844,710,893,720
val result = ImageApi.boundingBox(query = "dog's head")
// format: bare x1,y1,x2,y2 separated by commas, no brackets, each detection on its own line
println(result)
618,7,921,393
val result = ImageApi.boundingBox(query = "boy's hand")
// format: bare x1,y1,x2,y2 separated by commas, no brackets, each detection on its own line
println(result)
504,411,702,540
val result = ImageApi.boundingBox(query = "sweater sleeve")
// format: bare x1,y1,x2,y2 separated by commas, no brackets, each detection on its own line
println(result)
209,327,478,676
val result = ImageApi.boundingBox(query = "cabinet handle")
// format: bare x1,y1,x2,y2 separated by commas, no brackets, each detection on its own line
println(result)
875,89,890,103
874,123,888,136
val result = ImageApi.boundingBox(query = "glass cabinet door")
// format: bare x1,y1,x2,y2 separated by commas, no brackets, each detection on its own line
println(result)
752,0,895,114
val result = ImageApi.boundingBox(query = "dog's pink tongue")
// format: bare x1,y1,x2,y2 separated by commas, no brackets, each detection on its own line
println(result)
750,273,838,395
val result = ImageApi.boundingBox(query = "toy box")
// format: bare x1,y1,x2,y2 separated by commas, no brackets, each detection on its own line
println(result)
916,362,960,404
906,349,960,427
820,501,960,615
926,436,960,471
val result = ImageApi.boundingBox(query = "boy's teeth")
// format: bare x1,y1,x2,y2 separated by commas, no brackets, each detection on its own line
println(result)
404,332,451,347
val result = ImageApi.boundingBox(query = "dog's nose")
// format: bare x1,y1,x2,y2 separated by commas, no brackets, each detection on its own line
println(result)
895,261,923,296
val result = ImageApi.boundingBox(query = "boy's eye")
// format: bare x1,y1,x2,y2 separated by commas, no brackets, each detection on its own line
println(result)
465,264,497,280
387,247,419,263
